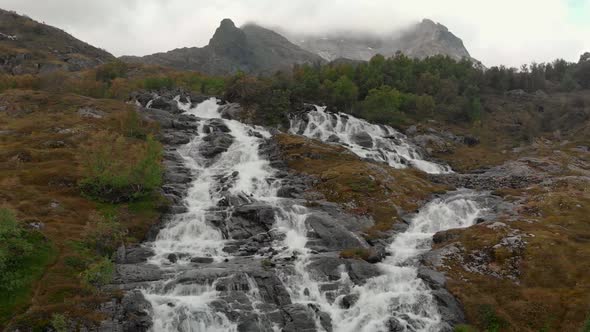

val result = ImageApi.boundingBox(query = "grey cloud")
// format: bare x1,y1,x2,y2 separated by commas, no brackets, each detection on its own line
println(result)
1,0,589,67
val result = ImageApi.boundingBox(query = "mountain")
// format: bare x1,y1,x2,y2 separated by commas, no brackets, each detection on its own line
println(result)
0,9,114,74
121,19,325,76
287,19,478,64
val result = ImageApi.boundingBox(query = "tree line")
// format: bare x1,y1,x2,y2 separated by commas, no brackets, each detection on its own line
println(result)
225,52,590,126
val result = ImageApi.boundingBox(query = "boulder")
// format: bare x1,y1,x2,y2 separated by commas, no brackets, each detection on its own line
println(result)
115,245,154,264
351,132,373,148
199,133,234,159
306,213,367,251
227,203,275,240
78,107,105,119
218,103,243,120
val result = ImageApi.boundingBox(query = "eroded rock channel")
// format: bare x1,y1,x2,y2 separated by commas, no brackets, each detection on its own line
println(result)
101,94,511,332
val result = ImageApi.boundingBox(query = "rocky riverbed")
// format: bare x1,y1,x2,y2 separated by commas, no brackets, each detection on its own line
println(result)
97,91,589,332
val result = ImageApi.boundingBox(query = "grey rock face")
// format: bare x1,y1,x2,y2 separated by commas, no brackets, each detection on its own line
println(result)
431,159,544,191
351,132,374,148
199,132,234,159
99,290,153,332
218,103,243,120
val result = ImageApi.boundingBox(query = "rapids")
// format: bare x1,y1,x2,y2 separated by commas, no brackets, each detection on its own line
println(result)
289,105,452,174
136,99,486,332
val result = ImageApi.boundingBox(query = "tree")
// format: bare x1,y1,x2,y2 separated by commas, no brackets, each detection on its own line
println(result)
327,76,358,110
574,61,590,89
360,86,406,124
415,94,436,118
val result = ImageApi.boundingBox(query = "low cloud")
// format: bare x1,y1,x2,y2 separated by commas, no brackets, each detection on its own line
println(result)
3,0,589,67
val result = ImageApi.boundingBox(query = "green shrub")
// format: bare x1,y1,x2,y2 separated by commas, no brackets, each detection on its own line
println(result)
95,60,129,83
82,214,127,256
0,209,34,292
143,76,174,90
480,304,508,332
119,109,151,139
79,133,163,203
454,324,477,332
50,313,68,332
0,209,55,324
582,315,590,332
80,257,114,288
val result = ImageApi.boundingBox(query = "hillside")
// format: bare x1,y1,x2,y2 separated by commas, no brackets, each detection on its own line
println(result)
0,9,114,74
121,19,325,75
287,19,479,64
0,8,589,331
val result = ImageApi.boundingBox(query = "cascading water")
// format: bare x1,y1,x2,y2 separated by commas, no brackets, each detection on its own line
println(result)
289,106,452,174
274,189,485,332
143,98,279,331
138,97,486,332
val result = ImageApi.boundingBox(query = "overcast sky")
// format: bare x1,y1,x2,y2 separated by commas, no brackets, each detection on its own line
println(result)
2,0,589,67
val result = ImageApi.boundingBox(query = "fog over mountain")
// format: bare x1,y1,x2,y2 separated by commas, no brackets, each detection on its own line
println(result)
2,0,589,67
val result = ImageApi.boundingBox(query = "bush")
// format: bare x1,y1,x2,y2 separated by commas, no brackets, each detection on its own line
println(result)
453,325,477,332
50,313,68,332
82,213,127,256
80,257,114,288
0,209,34,292
79,133,163,203
143,76,174,90
95,60,129,83
118,109,152,139
479,304,508,332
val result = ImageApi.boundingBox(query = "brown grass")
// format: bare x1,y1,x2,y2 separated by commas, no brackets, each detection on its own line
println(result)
434,176,590,331
0,90,161,329
276,133,445,238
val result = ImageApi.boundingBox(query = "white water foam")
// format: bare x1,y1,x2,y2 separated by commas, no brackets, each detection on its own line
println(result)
274,190,484,332
289,106,452,174
142,97,481,332
144,98,278,331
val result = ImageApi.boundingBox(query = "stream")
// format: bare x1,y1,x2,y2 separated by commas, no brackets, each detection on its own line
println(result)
132,98,488,332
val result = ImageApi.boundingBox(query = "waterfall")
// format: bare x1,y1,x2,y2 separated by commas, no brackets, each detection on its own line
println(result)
139,98,484,332
274,189,485,332
143,98,279,331
289,106,452,174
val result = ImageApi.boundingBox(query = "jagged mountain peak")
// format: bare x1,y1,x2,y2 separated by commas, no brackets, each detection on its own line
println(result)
286,18,479,65
121,18,324,75
209,18,248,57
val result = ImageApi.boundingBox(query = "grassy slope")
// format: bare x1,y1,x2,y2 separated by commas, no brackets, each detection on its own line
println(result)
425,93,590,331
276,133,445,238
0,90,160,329
0,9,114,73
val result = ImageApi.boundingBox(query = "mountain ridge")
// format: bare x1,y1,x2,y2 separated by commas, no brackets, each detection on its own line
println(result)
285,19,479,64
0,8,114,74
120,18,325,76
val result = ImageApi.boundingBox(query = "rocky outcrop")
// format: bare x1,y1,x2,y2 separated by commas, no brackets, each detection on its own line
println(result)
431,159,544,191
